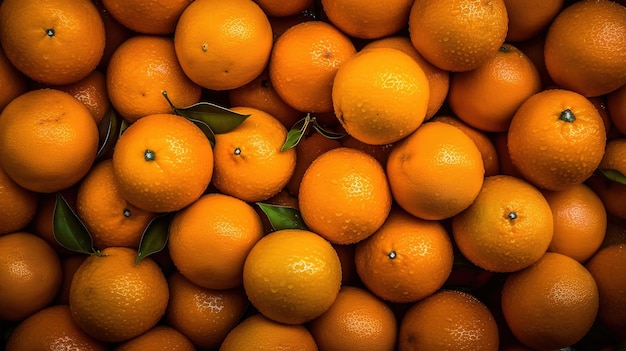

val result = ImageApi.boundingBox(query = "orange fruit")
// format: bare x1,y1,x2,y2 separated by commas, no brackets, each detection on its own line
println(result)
516,34,554,88
588,138,626,220
269,20,356,113
111,113,213,213
0,0,105,85
115,325,195,351
5,305,109,351
308,285,398,351
598,138,626,178
0,232,62,321
46,70,110,125
174,0,273,90
0,164,38,235
166,272,250,350
507,89,607,191
542,183,607,263
491,131,524,178
219,313,318,351
106,35,202,123
94,0,134,70
0,88,99,193
242,229,342,324
589,95,613,136
0,47,27,112
212,107,296,202
386,121,485,220
355,207,454,303
447,43,542,132
168,193,264,289
452,175,554,273
102,0,191,35
69,247,169,343
254,0,313,17
607,83,626,136
298,147,392,244
321,0,414,39
398,289,500,351
332,47,430,145
408,0,508,72
56,254,88,305
501,252,599,350
76,159,157,250
503,0,564,42
340,135,394,168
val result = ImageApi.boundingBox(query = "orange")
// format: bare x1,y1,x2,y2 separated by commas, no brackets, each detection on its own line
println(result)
0,89,99,193
340,135,394,167
332,47,430,145
174,0,273,90
0,47,27,112
447,43,542,132
503,0,564,42
254,0,313,17
298,147,392,244
598,138,626,178
386,121,485,220
0,164,38,235
106,35,202,123
212,107,296,202
0,0,105,85
102,0,191,35
94,0,134,70
219,313,318,351
491,131,524,178
76,159,157,250
0,232,62,321
501,252,599,350
166,272,250,350
5,305,109,351
361,36,450,120
115,325,195,351
588,138,626,220
589,95,613,136
515,34,553,88
242,229,342,324
452,175,554,273
308,286,398,351
168,193,264,289
321,0,414,39
355,207,454,303
507,89,607,191
69,247,169,343
602,215,626,248
111,113,213,213
56,254,88,305
408,0,508,72
542,183,607,263
398,289,500,351
31,192,74,255
544,0,626,97
48,70,110,124
607,83,626,136
269,20,356,113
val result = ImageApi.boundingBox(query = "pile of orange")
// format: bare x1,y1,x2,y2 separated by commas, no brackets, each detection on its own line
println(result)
1,0,626,349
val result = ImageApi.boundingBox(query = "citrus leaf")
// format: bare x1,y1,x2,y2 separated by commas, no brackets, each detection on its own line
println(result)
53,192,95,255
281,115,311,151
599,169,626,185
189,118,216,147
256,203,308,231
312,122,347,140
135,213,172,265
96,108,121,160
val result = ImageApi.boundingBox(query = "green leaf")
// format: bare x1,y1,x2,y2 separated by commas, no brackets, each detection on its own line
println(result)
53,193,95,255
189,118,216,147
312,122,347,140
96,108,121,160
135,213,172,265
255,203,308,231
281,113,346,151
599,169,626,185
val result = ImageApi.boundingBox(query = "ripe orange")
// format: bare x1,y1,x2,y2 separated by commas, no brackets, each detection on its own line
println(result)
47,70,110,125
491,131,524,178
408,0,508,72
501,252,599,350
607,84,626,136
0,232,62,321
242,229,342,324
94,0,134,70
507,89,607,191
102,0,191,35
0,0,105,85
269,20,356,113
386,121,484,220
298,147,392,244
308,285,398,351
31,193,75,255
115,325,195,351
0,164,38,235
106,35,202,123
588,138,626,221
254,0,313,17
0,89,99,193
355,207,454,303
452,175,554,273
544,0,626,97
112,113,213,213
0,47,27,112
398,289,500,351
174,0,273,90
332,47,430,145
166,272,250,350
69,247,169,343
503,0,564,42
212,107,296,202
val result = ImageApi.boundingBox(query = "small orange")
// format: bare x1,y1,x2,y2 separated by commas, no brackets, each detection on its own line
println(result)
242,229,342,324
112,113,213,213
355,207,454,303
48,70,110,125
93,0,134,70
503,0,564,42
589,95,613,136
298,147,392,244
115,325,195,351
269,20,356,113
102,0,192,35
452,175,554,273
491,131,524,178
607,83,626,136
174,0,273,90
254,0,313,17
0,47,27,112
515,34,553,88
398,289,500,351
0,0,105,85
586,173,626,221
0,164,38,235
386,121,484,220
501,252,599,350
507,89,607,191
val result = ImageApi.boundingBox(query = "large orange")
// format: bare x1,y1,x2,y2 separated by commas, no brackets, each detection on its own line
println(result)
503,0,564,42
0,0,105,85
102,0,192,35
0,165,38,235
0,47,27,112
115,325,195,351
